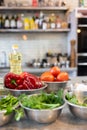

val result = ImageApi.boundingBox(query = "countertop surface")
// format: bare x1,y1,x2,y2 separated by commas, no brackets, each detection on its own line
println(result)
0,67,77,77
0,76,87,130
1,105,87,130
0,67,77,72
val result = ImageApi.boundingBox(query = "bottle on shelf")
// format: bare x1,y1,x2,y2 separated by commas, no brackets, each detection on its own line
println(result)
34,13,39,29
4,15,10,29
16,15,23,29
1,15,5,29
9,44,22,75
10,15,16,29
39,11,44,29
79,0,84,7
32,0,38,7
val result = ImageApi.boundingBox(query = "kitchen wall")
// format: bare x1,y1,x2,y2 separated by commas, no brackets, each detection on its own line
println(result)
0,0,80,67
0,33,68,67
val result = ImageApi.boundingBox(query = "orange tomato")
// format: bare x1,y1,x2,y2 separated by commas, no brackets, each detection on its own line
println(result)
40,71,54,82
50,66,61,77
56,72,69,82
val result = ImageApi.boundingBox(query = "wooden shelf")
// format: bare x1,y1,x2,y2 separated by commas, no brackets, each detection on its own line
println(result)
0,28,70,33
0,6,68,11
0,6,70,33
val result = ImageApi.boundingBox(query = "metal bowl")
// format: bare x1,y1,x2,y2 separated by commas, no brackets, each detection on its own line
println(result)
64,92,87,120
20,94,65,123
0,110,14,126
45,81,68,93
4,83,47,97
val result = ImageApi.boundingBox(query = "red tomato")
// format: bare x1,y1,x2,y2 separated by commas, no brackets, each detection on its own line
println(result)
50,66,60,77
40,71,54,82
57,72,69,82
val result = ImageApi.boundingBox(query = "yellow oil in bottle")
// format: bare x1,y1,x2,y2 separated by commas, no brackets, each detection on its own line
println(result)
9,44,22,74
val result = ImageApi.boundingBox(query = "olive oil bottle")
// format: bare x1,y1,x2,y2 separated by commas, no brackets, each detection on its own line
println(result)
9,44,22,74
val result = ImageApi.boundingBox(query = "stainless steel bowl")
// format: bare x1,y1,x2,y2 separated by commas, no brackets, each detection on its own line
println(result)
65,92,87,120
45,81,68,93
0,110,14,126
4,83,47,97
20,94,65,123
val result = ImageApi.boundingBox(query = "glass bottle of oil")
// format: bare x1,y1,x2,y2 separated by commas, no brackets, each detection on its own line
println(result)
9,44,22,74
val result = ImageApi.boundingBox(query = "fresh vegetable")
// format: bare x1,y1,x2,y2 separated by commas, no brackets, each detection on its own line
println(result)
57,72,69,81
4,72,22,89
40,66,69,82
20,89,64,109
0,94,24,121
4,72,43,90
50,66,60,77
65,92,87,107
65,93,79,105
40,71,54,82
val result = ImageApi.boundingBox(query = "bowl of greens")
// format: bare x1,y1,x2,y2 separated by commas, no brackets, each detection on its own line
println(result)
0,94,20,126
20,89,65,123
65,91,87,120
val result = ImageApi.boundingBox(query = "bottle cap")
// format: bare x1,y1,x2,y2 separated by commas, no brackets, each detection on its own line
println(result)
12,44,18,49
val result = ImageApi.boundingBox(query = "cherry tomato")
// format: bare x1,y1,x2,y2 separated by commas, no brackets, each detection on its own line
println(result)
50,66,60,77
40,71,54,82
57,72,69,82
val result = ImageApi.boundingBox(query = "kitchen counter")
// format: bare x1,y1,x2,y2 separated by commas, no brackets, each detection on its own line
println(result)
1,105,87,130
0,76,87,130
0,67,77,77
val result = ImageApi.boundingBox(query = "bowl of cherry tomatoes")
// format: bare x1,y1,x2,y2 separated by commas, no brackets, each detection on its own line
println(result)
40,66,69,93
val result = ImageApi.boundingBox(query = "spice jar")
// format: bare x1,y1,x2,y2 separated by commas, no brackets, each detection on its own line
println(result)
50,13,56,29
56,16,62,29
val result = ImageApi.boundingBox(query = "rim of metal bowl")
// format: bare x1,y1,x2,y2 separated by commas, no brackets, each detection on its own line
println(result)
4,83,47,92
44,80,69,84
64,95,87,109
20,93,66,111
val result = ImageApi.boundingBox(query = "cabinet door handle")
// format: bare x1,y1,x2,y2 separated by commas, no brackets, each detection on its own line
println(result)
77,63,87,66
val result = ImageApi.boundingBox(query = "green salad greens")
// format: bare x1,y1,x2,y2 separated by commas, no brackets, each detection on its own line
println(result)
0,89,64,121
65,92,87,107
20,89,64,109
0,94,24,121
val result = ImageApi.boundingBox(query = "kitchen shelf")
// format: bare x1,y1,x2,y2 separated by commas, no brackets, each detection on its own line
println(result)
0,28,70,33
0,6,70,33
0,6,69,11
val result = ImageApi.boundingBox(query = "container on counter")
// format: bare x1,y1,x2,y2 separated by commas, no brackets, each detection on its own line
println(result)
9,44,22,74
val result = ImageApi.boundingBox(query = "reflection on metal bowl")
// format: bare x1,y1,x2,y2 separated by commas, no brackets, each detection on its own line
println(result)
45,81,68,93
0,110,14,126
4,83,47,97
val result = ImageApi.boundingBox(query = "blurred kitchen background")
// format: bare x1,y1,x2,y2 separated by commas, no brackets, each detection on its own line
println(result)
0,0,87,77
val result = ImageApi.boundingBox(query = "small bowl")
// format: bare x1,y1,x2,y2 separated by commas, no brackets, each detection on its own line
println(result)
4,83,47,97
64,92,87,120
20,93,65,123
0,110,14,126
45,81,68,93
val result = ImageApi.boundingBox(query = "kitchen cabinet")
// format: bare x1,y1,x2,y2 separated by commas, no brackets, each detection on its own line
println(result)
0,6,70,33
